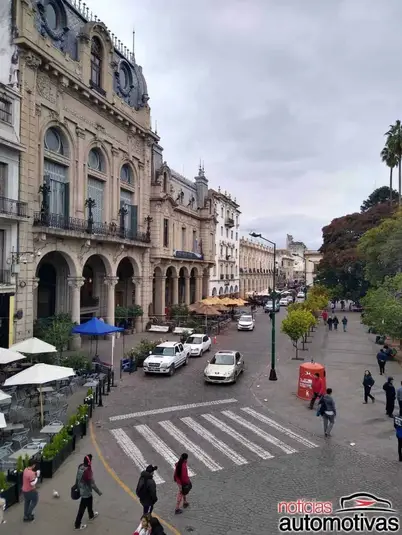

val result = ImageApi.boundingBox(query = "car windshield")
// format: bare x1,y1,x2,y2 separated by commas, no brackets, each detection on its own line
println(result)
186,336,203,344
239,316,252,322
152,347,175,356
211,354,235,365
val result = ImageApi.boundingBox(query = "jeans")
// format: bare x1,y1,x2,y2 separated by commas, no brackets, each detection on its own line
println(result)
323,414,335,436
75,496,94,528
334,324,338,331
142,504,153,515
309,392,321,409
364,386,374,402
398,437,402,461
399,400,402,417
386,397,395,417
342,324,347,332
379,361,385,375
328,324,332,331
23,490,38,520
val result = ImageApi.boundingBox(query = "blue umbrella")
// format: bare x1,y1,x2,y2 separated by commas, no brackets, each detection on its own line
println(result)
72,318,124,363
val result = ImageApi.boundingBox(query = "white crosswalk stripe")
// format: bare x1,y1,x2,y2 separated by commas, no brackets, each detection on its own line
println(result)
241,407,318,448
159,420,223,472
181,416,248,466
109,407,318,485
201,413,273,460
135,424,196,476
221,411,297,454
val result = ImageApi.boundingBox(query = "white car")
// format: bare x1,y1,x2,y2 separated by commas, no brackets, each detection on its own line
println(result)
237,314,255,331
297,292,305,299
184,334,212,357
143,342,190,376
279,297,289,306
204,350,245,384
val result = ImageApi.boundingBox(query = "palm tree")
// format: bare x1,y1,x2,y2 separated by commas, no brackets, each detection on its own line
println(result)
380,145,398,208
385,120,402,206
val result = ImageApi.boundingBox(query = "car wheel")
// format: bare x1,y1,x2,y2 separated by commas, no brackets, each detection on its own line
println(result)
183,356,189,366
169,365,175,376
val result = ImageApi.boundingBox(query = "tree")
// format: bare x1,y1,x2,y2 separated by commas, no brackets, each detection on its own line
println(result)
360,186,398,212
380,146,398,208
316,201,394,300
281,309,315,360
34,313,75,363
361,274,402,343
385,120,402,206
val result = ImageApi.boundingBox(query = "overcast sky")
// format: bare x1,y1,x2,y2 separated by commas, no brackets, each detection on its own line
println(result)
90,0,401,249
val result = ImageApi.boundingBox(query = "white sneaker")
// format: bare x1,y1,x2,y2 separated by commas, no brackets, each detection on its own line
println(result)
75,525,87,530
89,512,99,521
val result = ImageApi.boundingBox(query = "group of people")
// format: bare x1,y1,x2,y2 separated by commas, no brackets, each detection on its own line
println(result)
321,311,348,332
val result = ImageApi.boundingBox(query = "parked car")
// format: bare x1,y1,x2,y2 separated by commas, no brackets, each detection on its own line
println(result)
237,314,255,331
143,341,190,376
264,300,280,313
279,297,289,306
184,334,212,356
204,350,245,384
297,292,305,299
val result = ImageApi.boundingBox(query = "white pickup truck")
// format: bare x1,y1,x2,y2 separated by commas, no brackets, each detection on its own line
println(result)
143,341,191,376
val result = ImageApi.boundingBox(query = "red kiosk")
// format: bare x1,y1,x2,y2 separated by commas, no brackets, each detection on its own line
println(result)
297,361,326,401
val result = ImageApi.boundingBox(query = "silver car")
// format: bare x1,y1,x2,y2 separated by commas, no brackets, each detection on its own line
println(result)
204,350,245,384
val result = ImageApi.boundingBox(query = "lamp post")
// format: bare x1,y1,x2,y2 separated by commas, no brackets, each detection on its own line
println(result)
250,232,277,381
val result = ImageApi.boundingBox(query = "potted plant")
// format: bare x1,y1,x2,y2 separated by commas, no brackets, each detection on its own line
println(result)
127,305,144,333
115,306,128,329
0,471,18,509
40,428,74,478
67,414,82,438
6,456,24,500
130,339,160,368
77,404,89,437
84,388,94,417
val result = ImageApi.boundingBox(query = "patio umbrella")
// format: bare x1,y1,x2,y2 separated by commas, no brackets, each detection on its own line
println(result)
0,390,11,403
10,337,57,354
202,297,220,305
0,347,26,365
72,318,124,368
0,413,6,429
4,363,75,426
189,303,222,316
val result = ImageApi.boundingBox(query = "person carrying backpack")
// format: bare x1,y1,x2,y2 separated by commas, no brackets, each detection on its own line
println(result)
74,454,102,530
136,465,158,515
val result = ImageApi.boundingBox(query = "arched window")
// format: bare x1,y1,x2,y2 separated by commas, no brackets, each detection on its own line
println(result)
120,164,133,185
87,148,106,224
90,37,102,88
120,164,137,237
87,148,105,173
43,127,69,219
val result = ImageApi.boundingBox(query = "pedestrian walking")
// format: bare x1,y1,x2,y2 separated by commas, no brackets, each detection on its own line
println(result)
22,461,40,522
133,515,151,535
383,377,396,418
318,388,336,437
136,465,158,516
377,349,387,375
173,453,192,515
327,316,333,331
331,301,335,313
397,381,402,416
322,310,328,325
341,316,348,332
74,454,102,530
362,370,375,403
149,517,167,535
340,300,345,311
394,415,402,462
333,316,339,331
309,373,324,410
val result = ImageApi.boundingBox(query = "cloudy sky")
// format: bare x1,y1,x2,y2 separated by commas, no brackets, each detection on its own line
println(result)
90,0,401,249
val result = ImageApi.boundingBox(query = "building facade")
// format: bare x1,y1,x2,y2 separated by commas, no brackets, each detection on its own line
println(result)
286,234,306,282
12,0,158,344
276,249,295,287
305,250,322,288
208,188,240,297
148,156,216,317
0,0,28,347
239,238,274,297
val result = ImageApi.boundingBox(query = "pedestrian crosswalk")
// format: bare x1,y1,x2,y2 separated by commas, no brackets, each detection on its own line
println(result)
110,407,319,485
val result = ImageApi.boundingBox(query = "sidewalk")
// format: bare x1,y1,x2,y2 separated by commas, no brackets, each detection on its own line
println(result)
251,312,402,461
3,428,144,535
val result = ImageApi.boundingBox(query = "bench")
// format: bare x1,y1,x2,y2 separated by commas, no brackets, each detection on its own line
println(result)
148,325,170,333
173,327,194,335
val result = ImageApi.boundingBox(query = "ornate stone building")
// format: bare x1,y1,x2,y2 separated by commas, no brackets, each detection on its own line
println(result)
286,234,306,282
208,188,240,298
239,237,274,297
276,249,295,287
148,156,216,317
305,250,322,288
12,0,158,343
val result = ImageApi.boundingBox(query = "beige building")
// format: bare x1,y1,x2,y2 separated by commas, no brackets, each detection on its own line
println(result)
148,157,216,317
239,238,274,297
305,250,322,288
276,250,295,287
11,0,161,343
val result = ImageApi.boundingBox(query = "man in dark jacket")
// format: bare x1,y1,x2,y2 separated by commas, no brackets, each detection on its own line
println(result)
394,415,402,461
377,349,387,375
383,377,396,418
136,465,158,515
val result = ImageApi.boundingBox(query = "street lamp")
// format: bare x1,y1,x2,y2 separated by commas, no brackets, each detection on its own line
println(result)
250,232,277,381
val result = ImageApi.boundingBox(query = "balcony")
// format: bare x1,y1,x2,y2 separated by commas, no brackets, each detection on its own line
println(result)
225,217,235,228
33,212,151,245
230,274,234,279
174,250,204,261
0,196,28,219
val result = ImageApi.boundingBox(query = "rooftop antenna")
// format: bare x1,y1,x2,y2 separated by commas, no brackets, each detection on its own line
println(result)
132,29,136,63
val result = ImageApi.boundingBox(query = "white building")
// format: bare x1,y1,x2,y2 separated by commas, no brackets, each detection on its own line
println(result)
208,187,240,297
0,0,28,347
286,234,307,283
305,250,322,288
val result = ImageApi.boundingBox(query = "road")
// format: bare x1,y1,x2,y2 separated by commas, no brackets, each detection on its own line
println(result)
94,308,402,534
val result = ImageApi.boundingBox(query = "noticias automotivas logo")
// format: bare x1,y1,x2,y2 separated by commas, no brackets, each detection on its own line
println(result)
277,492,400,532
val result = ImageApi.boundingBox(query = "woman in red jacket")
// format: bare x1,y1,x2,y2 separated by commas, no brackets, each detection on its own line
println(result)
173,453,191,514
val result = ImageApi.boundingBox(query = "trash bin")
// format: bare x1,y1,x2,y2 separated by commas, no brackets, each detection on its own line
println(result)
297,362,326,401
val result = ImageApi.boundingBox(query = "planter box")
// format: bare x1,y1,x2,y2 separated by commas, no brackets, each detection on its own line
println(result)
69,425,82,439
1,483,18,509
6,471,22,499
80,419,87,437
40,438,74,479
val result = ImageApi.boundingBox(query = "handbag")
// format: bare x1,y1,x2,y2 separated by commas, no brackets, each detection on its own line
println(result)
181,482,192,496
71,483,80,500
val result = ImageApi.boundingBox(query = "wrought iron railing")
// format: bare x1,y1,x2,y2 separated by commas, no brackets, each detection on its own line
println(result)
33,212,150,243
0,196,28,218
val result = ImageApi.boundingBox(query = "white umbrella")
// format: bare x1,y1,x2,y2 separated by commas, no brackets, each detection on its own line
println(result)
0,413,6,429
0,347,26,365
4,363,75,426
9,337,57,354
0,390,11,403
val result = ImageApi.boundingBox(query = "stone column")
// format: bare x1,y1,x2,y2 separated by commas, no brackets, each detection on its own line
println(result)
184,275,191,305
154,276,166,317
132,276,142,331
104,276,119,326
67,277,85,350
172,276,179,305
196,276,203,302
